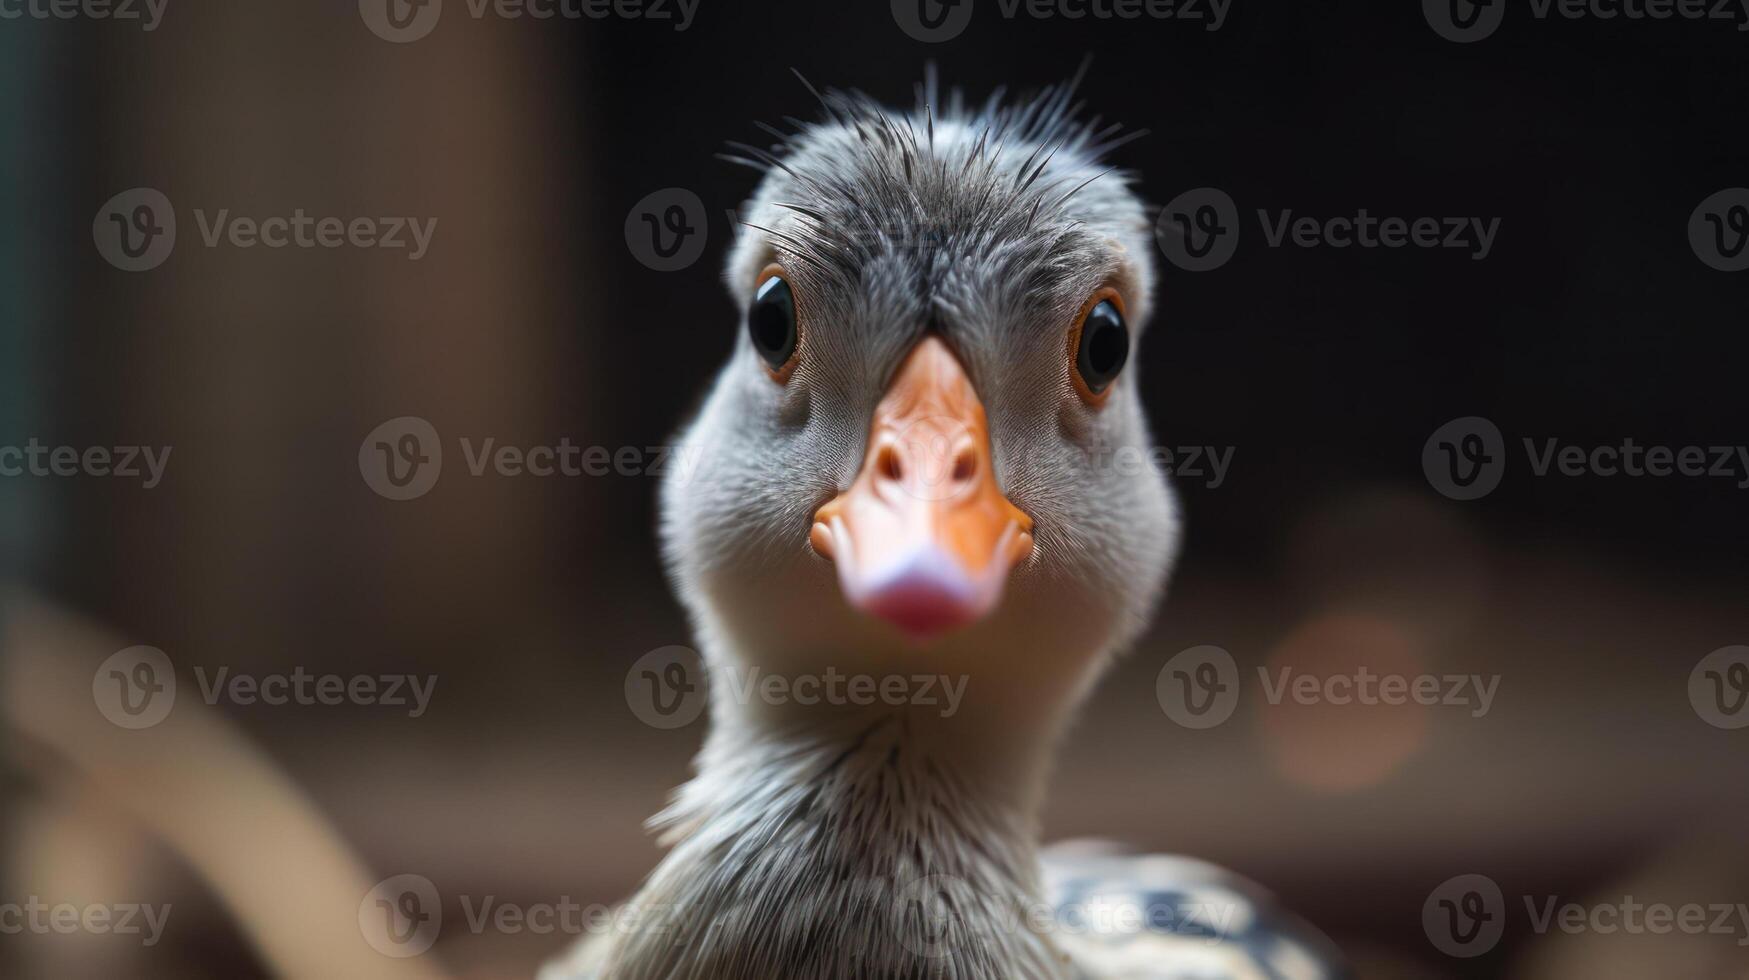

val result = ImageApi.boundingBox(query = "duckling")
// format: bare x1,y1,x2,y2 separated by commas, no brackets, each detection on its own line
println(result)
546,70,1345,980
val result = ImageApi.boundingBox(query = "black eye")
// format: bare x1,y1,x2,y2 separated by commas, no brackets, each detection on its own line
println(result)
748,273,798,372
1074,298,1129,395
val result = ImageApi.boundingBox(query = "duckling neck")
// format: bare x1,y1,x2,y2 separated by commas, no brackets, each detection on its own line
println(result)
605,710,1074,979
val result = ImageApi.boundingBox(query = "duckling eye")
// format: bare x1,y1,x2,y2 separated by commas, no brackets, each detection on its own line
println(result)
748,271,798,375
1073,297,1129,398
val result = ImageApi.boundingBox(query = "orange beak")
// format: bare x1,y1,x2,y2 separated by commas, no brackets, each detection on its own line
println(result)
810,336,1034,640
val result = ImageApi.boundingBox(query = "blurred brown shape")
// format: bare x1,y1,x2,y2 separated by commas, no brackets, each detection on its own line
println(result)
1257,611,1431,793
4,590,455,980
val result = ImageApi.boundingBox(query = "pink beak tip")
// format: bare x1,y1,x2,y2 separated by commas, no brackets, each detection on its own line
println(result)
842,546,992,642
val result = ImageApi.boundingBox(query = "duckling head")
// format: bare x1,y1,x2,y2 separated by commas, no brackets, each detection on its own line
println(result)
661,72,1179,756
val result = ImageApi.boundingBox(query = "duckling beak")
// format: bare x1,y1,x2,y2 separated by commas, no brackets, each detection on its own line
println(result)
810,335,1034,641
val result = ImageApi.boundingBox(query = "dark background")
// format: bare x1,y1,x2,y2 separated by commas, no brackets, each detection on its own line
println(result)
3,1,1746,978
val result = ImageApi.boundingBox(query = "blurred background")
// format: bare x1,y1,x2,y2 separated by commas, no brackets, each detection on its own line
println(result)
3,1,1747,977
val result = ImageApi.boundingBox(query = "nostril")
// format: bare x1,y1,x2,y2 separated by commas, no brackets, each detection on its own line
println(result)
951,446,978,483
875,441,904,482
